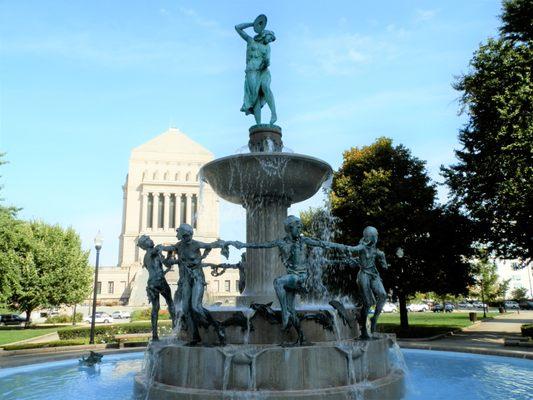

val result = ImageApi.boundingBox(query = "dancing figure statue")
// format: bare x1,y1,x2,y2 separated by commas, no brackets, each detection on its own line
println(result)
234,215,355,346
350,226,388,339
137,235,176,341
235,15,277,125
161,224,231,346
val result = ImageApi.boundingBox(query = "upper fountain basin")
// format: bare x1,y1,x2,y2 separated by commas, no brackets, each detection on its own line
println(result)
200,153,332,205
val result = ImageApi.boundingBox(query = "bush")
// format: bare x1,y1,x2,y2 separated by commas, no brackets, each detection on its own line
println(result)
45,313,83,324
3,338,87,351
377,324,461,338
57,320,172,342
130,308,171,321
521,324,533,338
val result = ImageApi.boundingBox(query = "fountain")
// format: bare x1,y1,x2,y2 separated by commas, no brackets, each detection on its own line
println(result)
133,14,404,399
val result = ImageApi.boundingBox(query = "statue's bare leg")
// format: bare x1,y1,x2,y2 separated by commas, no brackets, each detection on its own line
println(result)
264,86,277,124
161,285,176,329
253,102,262,124
370,279,387,334
150,293,160,341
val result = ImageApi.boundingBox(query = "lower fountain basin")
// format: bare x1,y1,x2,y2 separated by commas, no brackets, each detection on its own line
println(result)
200,153,333,205
134,335,403,399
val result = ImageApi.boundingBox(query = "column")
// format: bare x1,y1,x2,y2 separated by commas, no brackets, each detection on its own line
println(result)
153,192,160,230
140,192,148,231
174,193,181,229
186,194,192,226
164,193,170,231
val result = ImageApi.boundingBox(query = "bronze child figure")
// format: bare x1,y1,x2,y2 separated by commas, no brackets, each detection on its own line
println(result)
349,226,388,339
137,234,176,341
161,223,230,346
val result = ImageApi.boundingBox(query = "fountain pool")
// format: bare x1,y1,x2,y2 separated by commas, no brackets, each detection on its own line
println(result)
0,349,531,400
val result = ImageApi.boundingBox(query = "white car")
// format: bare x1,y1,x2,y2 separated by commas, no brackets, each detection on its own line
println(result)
111,310,131,319
407,303,429,312
84,312,113,324
382,302,398,313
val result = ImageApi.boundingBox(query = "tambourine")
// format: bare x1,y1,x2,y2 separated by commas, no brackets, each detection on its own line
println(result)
253,14,267,34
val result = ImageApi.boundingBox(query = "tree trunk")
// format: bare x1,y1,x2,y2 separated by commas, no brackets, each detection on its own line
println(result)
24,308,32,328
72,304,77,326
398,292,409,330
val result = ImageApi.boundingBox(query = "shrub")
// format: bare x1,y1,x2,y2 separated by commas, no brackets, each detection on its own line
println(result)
521,324,533,338
45,313,83,324
57,320,172,341
3,338,87,351
130,308,171,321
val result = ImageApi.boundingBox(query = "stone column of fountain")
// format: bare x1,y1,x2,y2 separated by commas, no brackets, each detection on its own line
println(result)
201,124,333,306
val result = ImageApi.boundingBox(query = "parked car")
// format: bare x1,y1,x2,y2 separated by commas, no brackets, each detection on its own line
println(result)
382,302,398,313
518,300,533,310
84,312,113,324
407,303,429,312
432,303,454,313
504,301,520,310
0,314,25,326
472,301,488,309
111,310,131,319
457,302,474,309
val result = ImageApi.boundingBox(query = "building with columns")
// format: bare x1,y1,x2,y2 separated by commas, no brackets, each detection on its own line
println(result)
92,128,240,307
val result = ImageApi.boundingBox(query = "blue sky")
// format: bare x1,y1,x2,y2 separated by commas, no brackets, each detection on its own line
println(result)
0,1,503,265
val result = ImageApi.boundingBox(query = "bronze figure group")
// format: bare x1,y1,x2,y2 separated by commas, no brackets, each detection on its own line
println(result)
137,216,388,346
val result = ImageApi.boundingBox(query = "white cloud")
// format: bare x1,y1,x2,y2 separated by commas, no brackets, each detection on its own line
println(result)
414,9,438,23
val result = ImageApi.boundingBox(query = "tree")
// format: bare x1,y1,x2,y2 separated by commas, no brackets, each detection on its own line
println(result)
328,138,476,329
4,221,93,324
469,248,510,303
511,286,528,300
442,0,533,263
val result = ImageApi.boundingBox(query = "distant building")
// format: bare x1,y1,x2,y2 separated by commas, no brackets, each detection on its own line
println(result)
92,128,240,307
496,259,533,299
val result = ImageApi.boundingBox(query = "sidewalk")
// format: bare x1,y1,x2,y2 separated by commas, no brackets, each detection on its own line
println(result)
399,310,533,359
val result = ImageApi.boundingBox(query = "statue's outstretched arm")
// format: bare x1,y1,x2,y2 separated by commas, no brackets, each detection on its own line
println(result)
235,22,253,42
303,237,359,253
377,250,388,270
233,239,281,249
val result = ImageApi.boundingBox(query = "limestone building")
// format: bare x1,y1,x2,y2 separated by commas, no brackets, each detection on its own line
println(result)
93,128,240,307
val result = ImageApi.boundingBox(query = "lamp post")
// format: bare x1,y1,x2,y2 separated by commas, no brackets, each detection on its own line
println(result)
89,231,103,345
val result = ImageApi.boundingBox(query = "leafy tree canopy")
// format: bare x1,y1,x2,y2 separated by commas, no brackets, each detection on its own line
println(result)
310,137,476,328
442,0,533,262
469,248,510,303
1,220,93,323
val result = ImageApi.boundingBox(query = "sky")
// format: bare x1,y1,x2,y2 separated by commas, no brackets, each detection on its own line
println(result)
0,0,503,266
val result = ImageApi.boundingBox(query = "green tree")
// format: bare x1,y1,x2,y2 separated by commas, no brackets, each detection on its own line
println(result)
469,249,510,303
329,138,475,329
442,0,533,263
511,286,528,300
4,221,93,324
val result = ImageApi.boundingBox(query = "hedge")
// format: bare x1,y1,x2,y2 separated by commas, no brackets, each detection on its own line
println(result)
45,313,83,324
130,308,171,321
521,324,533,338
57,320,172,341
3,339,87,351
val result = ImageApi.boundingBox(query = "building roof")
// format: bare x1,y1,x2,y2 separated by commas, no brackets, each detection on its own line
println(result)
132,128,213,158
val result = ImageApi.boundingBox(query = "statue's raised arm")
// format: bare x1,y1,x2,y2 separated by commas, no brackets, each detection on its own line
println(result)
235,22,253,42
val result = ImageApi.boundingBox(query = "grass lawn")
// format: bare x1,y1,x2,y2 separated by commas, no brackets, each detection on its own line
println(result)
0,327,60,346
376,311,496,338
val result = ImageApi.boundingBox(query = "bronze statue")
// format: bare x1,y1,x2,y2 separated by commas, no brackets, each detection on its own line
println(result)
137,235,176,341
235,15,277,125
350,227,388,339
161,223,230,346
234,215,355,346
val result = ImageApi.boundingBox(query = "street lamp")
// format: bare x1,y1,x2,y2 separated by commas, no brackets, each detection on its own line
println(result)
89,231,103,345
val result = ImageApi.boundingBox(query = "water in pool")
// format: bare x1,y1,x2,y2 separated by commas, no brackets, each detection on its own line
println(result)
0,349,531,399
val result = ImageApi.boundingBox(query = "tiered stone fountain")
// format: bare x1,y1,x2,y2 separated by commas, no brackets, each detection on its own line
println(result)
134,15,404,400
133,125,404,399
